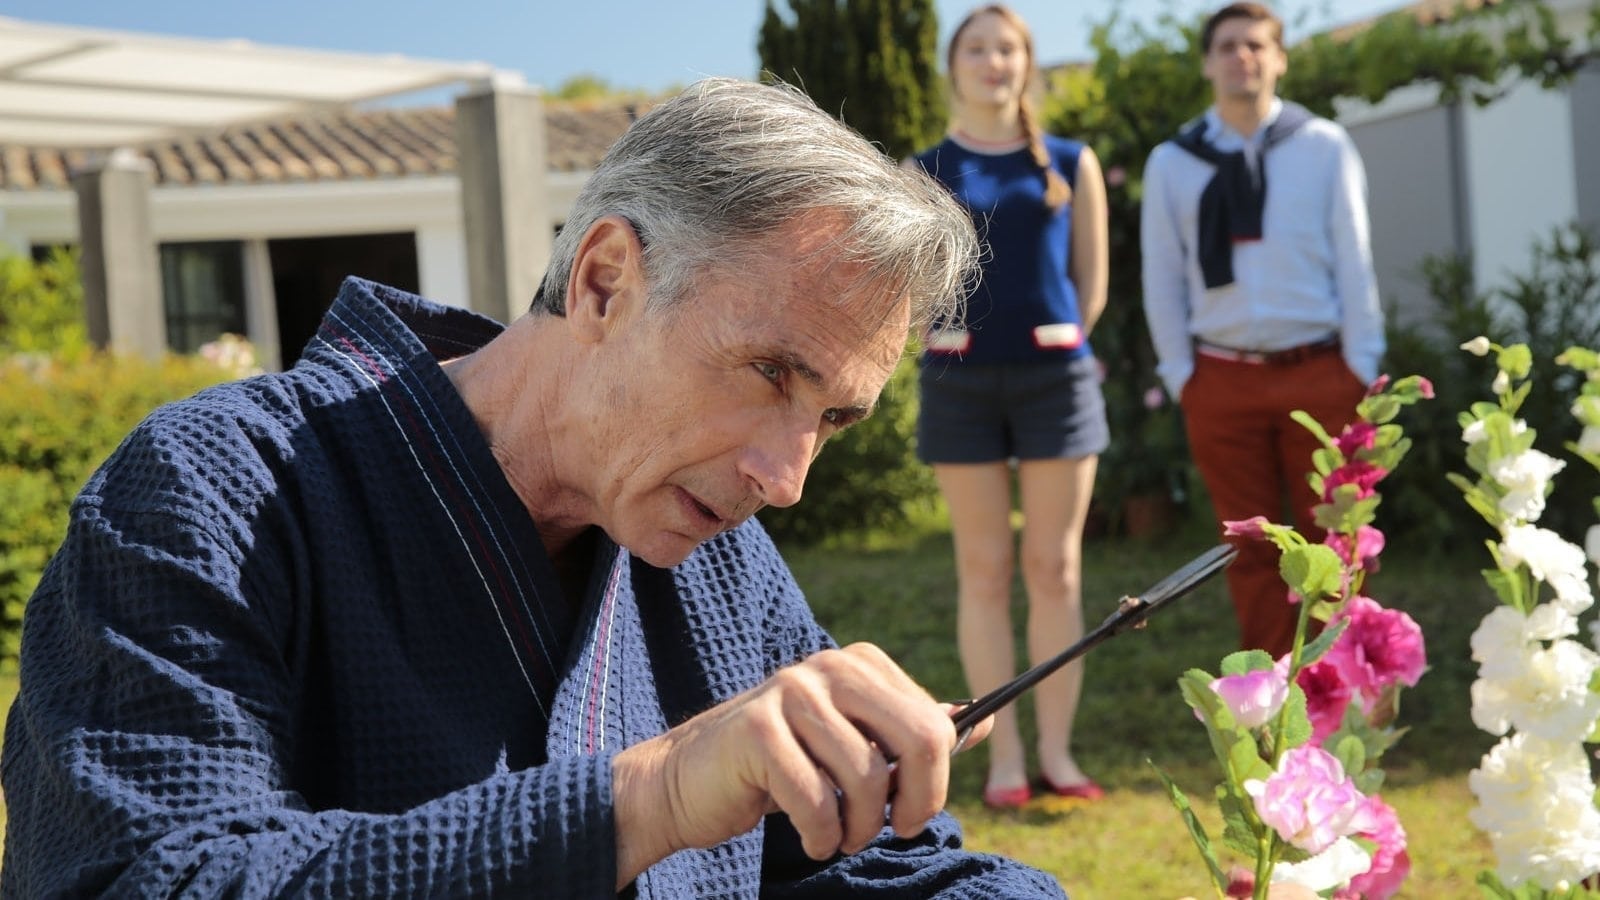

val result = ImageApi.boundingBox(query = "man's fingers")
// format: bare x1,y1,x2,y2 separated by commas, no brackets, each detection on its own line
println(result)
783,690,893,854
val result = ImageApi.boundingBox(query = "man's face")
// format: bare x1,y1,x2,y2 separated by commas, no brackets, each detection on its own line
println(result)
569,217,908,568
1202,17,1287,103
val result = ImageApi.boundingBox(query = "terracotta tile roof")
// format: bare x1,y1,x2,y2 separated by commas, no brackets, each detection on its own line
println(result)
0,101,644,191
1321,0,1503,43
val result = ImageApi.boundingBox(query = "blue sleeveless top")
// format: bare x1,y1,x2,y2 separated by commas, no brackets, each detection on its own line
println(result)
912,134,1088,364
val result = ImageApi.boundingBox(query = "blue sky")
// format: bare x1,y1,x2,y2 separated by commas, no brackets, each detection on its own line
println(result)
9,1,1407,95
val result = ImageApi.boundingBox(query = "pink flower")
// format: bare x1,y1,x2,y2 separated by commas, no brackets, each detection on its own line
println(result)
1325,596,1426,708
1143,386,1167,410
1325,525,1387,570
1243,746,1371,854
1334,421,1379,458
1211,666,1289,729
1296,657,1353,745
1323,460,1387,501
1344,795,1411,899
1364,375,1391,397
1224,516,1271,540
1416,376,1435,399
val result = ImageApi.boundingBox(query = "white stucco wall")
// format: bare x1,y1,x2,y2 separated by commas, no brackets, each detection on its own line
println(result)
1462,78,1579,292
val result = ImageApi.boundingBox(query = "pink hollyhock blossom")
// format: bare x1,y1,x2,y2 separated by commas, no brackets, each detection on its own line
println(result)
1211,666,1289,729
1243,746,1373,854
1341,794,1412,900
1326,525,1387,571
1365,375,1390,397
1416,376,1435,399
1323,460,1387,501
1224,516,1271,540
1296,657,1354,745
1326,596,1426,707
1334,421,1378,457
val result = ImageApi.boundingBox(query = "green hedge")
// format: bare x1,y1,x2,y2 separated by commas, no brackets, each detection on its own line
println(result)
0,253,236,671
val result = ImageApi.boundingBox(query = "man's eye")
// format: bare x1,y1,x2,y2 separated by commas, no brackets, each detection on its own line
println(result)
756,362,782,383
822,409,842,426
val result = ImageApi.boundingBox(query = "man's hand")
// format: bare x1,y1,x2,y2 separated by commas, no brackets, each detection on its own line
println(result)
612,642,987,888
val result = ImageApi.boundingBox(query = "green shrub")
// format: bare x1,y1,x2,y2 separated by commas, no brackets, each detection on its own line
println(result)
0,248,87,355
758,353,937,546
1383,222,1600,543
0,252,237,671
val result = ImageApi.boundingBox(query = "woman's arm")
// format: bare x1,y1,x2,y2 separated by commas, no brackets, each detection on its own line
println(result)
1070,145,1110,335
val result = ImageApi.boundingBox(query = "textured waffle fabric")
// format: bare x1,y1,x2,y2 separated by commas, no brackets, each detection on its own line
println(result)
1,278,1065,899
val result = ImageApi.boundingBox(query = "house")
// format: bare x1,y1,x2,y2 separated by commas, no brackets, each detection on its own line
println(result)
1326,0,1600,326
1,102,637,368
0,16,639,370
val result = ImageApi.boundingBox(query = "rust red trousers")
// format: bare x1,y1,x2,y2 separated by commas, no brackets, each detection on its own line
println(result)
1179,348,1368,657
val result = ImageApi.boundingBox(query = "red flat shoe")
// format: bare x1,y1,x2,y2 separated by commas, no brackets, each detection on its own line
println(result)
1038,775,1105,801
981,783,1032,810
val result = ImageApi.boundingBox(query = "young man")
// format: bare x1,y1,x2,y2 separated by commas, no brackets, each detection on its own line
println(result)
1,79,1065,898
1140,2,1384,656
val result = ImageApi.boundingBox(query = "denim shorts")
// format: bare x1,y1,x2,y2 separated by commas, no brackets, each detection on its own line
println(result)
917,355,1110,464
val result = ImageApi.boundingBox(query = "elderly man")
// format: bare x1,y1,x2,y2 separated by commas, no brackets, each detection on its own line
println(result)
1,79,1065,898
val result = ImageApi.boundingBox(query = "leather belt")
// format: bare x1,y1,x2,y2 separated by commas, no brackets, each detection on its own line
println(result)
1194,336,1341,366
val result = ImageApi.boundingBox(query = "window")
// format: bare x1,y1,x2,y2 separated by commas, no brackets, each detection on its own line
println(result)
160,241,246,353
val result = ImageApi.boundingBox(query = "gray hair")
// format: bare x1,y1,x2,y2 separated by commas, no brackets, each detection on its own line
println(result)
532,77,975,332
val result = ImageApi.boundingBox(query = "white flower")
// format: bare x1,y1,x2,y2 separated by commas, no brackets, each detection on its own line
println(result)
1470,734,1600,889
1270,837,1372,892
1587,525,1600,566
1460,335,1493,356
1500,525,1592,614
1573,395,1600,427
1470,639,1600,742
1494,370,1512,395
1463,416,1527,446
1472,605,1577,681
1491,452,1567,522
1580,427,1600,456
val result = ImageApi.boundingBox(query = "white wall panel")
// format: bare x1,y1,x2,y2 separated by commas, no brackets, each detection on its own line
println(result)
1462,79,1578,292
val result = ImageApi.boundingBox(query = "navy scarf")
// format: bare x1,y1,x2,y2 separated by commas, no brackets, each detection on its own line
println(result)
1173,101,1314,289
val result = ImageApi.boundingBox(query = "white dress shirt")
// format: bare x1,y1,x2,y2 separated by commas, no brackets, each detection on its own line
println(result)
1140,99,1385,398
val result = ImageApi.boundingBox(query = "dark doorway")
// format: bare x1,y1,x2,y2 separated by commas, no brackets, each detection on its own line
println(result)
269,232,419,365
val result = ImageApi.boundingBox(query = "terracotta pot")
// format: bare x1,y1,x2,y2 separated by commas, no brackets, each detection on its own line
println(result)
1122,491,1179,538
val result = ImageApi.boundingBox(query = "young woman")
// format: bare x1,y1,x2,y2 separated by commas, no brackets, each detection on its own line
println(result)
909,4,1109,808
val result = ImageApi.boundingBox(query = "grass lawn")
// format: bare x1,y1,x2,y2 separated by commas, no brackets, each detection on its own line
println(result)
784,506,1500,898
0,508,1498,893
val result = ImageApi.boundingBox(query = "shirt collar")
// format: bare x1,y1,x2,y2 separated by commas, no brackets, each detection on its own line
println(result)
1202,97,1285,149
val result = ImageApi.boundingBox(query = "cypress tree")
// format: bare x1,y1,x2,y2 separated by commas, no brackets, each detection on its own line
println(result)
757,0,944,160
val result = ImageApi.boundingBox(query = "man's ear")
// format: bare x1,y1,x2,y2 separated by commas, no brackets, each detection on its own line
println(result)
566,215,647,344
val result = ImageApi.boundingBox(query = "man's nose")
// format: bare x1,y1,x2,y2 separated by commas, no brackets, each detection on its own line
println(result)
739,424,818,509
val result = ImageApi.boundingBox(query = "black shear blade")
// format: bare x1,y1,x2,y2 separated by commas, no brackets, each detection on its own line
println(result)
949,543,1237,743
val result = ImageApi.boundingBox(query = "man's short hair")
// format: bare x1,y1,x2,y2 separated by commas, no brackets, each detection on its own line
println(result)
532,77,976,333
1200,2,1284,53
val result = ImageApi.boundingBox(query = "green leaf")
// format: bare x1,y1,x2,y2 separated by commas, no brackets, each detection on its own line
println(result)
1299,618,1349,667
1290,409,1336,449
1280,544,1343,600
1482,566,1526,611
1332,733,1366,775
1217,787,1264,859
1227,730,1274,785
1280,683,1312,749
1220,650,1275,676
1150,762,1229,895
1497,343,1533,379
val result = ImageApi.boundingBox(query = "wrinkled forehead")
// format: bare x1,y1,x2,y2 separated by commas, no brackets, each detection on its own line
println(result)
741,213,913,341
